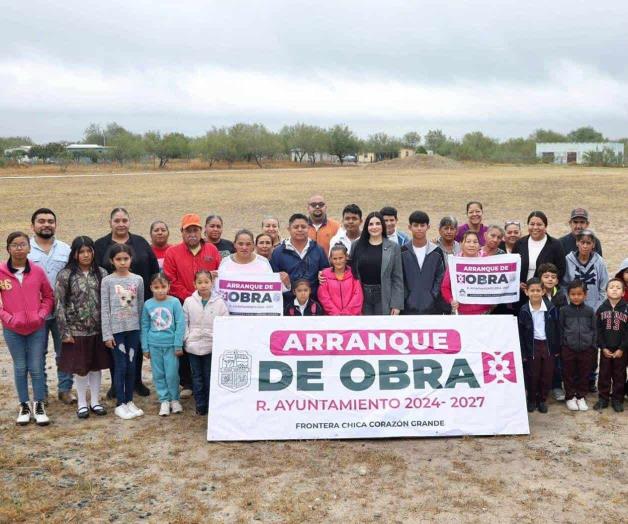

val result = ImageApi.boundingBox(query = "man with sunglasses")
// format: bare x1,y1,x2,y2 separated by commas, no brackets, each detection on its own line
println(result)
306,195,339,255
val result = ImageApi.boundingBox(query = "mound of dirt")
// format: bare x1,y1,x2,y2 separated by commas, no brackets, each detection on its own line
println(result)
363,154,463,169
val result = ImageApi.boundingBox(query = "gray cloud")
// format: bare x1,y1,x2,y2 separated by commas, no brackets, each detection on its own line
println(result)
1,0,627,141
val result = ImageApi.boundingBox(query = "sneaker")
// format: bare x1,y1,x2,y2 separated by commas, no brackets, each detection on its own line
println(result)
537,402,548,414
159,402,170,416
180,388,193,399
126,401,144,417
526,400,536,413
170,400,183,414
135,383,150,397
552,388,565,401
566,398,579,411
58,390,77,405
611,400,624,413
593,399,609,411
576,398,588,411
114,404,135,420
16,402,32,426
33,401,50,426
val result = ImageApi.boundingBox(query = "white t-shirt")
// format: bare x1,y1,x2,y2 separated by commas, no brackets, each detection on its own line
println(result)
413,245,427,269
14,267,25,284
530,300,547,340
527,236,548,280
218,254,272,274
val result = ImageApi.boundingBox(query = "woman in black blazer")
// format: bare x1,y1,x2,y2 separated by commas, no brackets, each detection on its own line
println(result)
512,211,566,296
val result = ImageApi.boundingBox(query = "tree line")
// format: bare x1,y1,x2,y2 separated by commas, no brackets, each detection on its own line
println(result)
1,123,625,167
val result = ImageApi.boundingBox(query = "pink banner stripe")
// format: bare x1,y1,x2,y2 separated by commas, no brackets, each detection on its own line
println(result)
270,329,461,356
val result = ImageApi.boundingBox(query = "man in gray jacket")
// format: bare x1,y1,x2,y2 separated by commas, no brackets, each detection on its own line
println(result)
400,211,446,314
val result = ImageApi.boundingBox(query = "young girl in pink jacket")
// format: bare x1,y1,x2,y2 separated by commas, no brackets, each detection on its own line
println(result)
0,232,54,426
318,244,363,315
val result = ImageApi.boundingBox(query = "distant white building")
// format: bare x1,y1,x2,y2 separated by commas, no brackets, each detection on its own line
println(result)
536,142,624,164
66,144,109,154
3,145,32,156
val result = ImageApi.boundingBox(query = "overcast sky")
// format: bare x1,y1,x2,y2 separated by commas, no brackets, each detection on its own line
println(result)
1,1,627,142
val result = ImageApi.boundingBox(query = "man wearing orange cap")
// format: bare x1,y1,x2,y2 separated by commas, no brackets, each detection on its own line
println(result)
163,214,221,301
163,214,221,396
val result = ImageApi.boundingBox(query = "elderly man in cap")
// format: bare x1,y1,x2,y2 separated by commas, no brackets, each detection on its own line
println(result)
559,208,603,256
163,214,221,396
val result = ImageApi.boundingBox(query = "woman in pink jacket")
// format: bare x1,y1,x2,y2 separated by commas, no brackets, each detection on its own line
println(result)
318,244,363,315
0,232,54,426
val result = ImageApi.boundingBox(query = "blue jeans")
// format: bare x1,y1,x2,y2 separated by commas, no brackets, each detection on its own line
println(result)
4,327,47,403
188,353,212,413
43,317,74,396
112,331,140,405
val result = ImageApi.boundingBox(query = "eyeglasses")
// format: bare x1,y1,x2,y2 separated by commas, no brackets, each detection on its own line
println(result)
504,221,521,228
9,243,29,250
308,202,325,208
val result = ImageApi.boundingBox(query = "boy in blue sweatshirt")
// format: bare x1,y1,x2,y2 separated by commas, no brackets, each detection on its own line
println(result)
141,273,185,416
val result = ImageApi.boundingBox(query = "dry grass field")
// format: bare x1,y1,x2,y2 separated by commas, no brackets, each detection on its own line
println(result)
0,163,626,523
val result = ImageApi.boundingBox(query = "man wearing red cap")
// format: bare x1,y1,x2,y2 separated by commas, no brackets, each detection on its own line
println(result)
163,214,221,396
559,208,603,256
163,214,221,301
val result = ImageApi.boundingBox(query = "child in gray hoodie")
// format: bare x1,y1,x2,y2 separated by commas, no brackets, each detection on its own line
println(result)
562,230,608,312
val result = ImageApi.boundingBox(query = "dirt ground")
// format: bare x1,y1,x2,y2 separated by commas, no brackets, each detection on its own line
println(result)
0,164,626,523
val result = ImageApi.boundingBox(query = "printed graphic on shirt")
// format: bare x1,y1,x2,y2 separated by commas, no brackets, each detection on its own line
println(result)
574,265,596,288
114,284,138,320
149,307,173,331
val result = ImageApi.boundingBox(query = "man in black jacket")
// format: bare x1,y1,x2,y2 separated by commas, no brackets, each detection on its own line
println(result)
400,211,446,314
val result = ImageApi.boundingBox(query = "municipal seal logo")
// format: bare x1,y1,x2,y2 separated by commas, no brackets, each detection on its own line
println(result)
219,350,252,392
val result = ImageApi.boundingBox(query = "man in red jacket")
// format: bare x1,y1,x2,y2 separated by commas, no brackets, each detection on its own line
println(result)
163,214,220,395
163,214,221,301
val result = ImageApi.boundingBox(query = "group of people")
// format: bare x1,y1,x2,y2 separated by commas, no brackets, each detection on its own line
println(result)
1,198,626,426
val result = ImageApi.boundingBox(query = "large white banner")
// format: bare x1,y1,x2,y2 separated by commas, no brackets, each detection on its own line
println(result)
216,273,283,315
208,315,529,441
448,254,521,305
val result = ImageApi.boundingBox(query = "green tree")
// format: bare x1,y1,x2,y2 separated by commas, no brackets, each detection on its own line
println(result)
193,127,237,167
107,130,145,164
143,131,190,168
83,123,106,145
0,136,33,154
567,126,605,143
583,147,623,166
402,131,421,149
424,129,459,156
456,131,497,161
229,123,280,168
529,129,566,143
280,123,327,163
327,125,359,164
424,129,447,152
490,138,536,163
366,132,402,161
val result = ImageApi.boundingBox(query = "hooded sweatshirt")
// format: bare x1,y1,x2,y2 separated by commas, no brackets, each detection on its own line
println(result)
562,251,609,311
0,260,54,335
183,291,229,355
596,299,628,351
317,267,363,315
